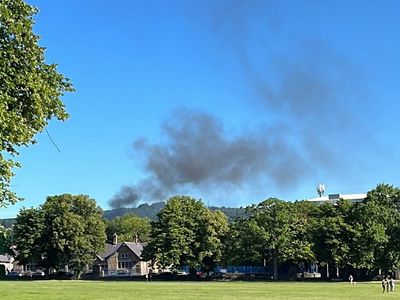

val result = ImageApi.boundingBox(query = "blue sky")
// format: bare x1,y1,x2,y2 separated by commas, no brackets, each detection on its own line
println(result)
2,0,400,217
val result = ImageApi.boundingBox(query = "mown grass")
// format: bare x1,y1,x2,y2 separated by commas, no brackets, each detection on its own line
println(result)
0,281,396,300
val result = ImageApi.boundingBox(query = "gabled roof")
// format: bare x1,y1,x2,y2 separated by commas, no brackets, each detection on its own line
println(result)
96,242,144,261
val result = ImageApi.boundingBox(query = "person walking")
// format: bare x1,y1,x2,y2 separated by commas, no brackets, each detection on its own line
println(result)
389,278,396,293
386,277,390,293
348,274,353,284
382,277,388,293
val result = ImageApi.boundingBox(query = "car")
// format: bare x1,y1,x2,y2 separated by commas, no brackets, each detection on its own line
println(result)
210,272,225,279
6,271,23,278
105,271,131,277
49,271,74,279
177,271,188,276
32,271,45,276
114,271,131,277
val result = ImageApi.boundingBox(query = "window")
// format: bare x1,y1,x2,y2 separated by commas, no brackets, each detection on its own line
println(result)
118,261,133,269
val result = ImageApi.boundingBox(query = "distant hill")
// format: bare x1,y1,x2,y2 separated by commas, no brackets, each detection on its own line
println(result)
0,218,15,228
103,202,166,220
1,202,247,226
208,206,248,223
103,202,247,222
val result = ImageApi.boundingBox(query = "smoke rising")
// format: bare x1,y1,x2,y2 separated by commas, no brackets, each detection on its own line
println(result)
109,185,141,209
108,1,373,208
109,109,310,208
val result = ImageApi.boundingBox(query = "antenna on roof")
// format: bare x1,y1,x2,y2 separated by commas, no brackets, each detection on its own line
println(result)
317,184,325,197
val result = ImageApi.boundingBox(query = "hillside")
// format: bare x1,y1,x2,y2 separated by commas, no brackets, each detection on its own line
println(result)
104,202,246,222
1,202,246,227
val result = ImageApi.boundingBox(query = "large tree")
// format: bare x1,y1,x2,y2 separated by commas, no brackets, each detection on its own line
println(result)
12,207,45,266
0,0,73,206
105,214,151,243
361,184,400,273
228,199,314,279
310,199,355,277
13,194,106,276
143,195,228,275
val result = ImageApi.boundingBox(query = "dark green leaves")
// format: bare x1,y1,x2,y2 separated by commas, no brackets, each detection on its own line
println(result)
0,0,73,206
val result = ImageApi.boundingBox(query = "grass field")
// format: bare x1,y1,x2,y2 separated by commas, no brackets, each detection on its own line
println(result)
0,281,396,300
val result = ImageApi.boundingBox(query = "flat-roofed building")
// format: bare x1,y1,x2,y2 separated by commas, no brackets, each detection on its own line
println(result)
307,193,367,205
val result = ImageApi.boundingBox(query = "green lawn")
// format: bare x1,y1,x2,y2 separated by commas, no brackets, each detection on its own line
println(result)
0,281,396,300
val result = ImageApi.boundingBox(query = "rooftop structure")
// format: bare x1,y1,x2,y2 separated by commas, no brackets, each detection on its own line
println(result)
307,193,367,205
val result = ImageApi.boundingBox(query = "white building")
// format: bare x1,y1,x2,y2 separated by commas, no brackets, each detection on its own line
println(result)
307,193,367,205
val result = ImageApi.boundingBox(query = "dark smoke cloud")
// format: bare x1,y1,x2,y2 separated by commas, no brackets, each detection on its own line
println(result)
109,1,374,208
109,109,310,209
109,185,141,209
196,0,372,171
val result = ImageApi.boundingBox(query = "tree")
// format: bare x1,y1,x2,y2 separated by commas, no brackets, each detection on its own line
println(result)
0,224,12,254
12,208,45,266
199,209,228,274
13,194,106,276
143,195,228,275
360,184,400,273
310,200,355,277
0,0,73,206
105,214,151,243
225,199,314,279
250,199,314,279
224,217,265,266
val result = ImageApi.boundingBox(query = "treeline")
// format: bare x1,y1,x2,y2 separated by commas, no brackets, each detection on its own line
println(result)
0,203,246,227
142,184,400,279
1,183,400,279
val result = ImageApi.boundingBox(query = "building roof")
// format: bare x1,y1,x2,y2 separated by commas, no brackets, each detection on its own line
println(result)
0,254,13,263
96,242,144,261
307,193,367,205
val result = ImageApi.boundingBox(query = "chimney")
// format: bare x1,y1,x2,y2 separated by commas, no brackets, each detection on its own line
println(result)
112,233,118,245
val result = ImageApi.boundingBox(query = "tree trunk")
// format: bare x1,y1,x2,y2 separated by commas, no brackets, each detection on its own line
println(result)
273,249,278,280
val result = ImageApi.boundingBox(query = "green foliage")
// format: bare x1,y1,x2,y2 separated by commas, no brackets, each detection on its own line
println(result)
12,207,45,265
0,0,73,206
224,217,265,265
225,199,314,278
143,195,228,272
13,194,105,275
105,214,151,243
0,224,12,253
361,184,400,272
311,199,354,269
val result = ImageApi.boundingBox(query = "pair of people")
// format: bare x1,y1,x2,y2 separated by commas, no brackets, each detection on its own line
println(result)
382,277,396,293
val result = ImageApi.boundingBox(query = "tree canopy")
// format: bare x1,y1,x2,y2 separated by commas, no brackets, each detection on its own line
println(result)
225,198,314,279
105,214,151,243
143,195,228,274
0,0,73,206
13,194,105,276
0,224,12,254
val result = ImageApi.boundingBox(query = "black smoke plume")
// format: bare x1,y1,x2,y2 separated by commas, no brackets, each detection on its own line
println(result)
109,1,373,208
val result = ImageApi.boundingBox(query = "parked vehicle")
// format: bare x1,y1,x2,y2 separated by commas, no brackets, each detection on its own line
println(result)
6,271,22,278
105,271,131,277
32,271,45,276
49,271,74,279
114,271,131,277
210,272,225,279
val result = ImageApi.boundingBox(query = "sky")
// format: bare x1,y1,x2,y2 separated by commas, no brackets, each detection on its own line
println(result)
2,0,400,218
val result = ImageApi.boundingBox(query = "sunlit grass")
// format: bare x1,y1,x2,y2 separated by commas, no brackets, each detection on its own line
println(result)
0,280,395,300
